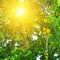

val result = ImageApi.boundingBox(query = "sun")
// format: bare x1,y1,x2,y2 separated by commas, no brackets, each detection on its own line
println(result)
20,0,24,2
16,8,25,16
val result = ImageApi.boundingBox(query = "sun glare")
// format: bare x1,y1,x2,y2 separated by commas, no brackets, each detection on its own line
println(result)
16,8,25,16
20,0,24,2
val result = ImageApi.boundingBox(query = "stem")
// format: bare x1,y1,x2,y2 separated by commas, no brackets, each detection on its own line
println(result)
45,36,48,60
